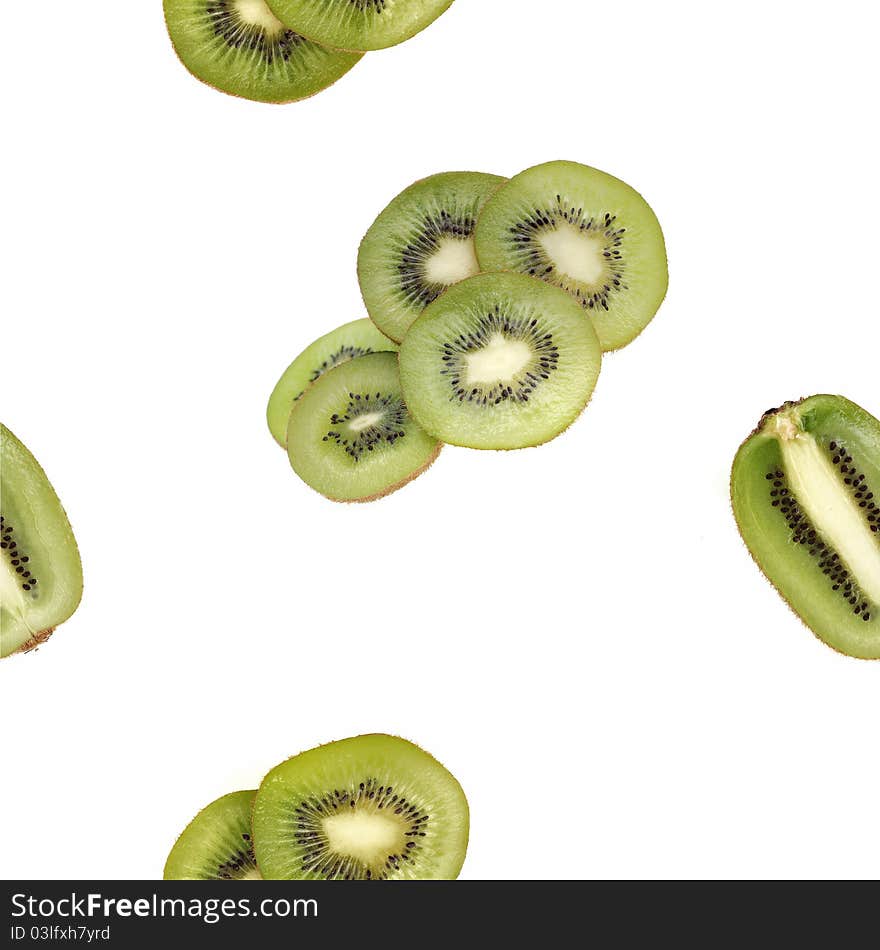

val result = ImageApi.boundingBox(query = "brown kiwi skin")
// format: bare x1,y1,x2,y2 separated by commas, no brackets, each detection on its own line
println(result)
729,396,876,662
162,6,360,105
8,627,55,658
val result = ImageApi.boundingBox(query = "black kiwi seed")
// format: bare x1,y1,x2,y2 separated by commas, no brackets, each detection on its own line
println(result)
509,199,627,311
398,209,478,310
321,393,408,461
439,303,559,405
769,459,874,621
204,1,305,63
292,776,429,881
0,516,39,596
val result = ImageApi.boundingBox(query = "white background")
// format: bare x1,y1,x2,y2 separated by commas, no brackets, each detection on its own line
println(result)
1,0,878,880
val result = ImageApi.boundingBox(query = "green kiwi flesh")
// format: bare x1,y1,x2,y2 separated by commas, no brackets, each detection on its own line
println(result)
163,0,362,103
266,0,454,51
253,734,469,880
731,395,880,659
164,790,262,879
286,351,440,501
267,318,398,447
474,160,668,352
358,171,506,342
1,425,83,659
398,272,602,450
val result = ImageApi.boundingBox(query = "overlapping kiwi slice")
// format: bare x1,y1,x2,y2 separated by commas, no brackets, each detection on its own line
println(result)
358,171,506,342
267,318,398,447
399,272,602,449
164,790,262,880
732,395,880,659
1,425,83,659
163,0,362,103
253,734,469,880
475,160,668,352
266,0,455,51
286,351,440,501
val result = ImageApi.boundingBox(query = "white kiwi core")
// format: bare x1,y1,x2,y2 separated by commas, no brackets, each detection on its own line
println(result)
322,811,405,864
539,224,605,286
234,0,285,32
774,413,880,603
465,334,532,386
348,411,384,433
424,237,479,287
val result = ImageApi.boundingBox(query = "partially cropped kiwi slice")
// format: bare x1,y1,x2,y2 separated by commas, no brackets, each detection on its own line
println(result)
163,0,362,103
254,734,468,880
358,171,506,342
266,0,454,51
731,395,880,659
164,790,261,880
267,319,398,447
287,351,440,501
1,425,83,659
399,272,602,450
474,160,668,352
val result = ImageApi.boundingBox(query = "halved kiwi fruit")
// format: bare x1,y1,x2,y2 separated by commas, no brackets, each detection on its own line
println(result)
1,425,83,659
398,272,602,450
253,734,468,880
267,319,398,447
164,790,262,880
266,0,454,51
358,171,506,342
474,160,668,352
163,0,362,103
286,351,440,501
731,395,880,659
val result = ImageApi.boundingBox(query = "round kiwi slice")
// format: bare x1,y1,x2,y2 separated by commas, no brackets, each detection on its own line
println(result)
398,272,602,450
357,171,506,343
474,160,668,352
1,424,83,659
253,734,469,880
265,0,454,51
267,318,398,447
163,0,362,103
731,395,880,660
164,790,262,880
286,351,440,501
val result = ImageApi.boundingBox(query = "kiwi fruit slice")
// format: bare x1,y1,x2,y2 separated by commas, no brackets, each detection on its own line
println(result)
267,318,398,447
731,395,880,659
357,171,507,343
398,272,602,450
286,351,440,501
474,160,668,352
253,734,468,880
164,790,262,879
1,425,83,659
266,0,454,51
163,0,362,103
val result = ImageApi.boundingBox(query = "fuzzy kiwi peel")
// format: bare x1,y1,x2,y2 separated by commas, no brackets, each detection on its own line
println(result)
253,734,469,880
286,351,441,502
731,394,880,659
163,0,362,103
266,0,455,51
164,790,262,880
1,424,83,659
267,318,398,447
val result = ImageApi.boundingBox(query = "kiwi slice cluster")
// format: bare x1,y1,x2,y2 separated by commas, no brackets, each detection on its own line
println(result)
163,0,453,103
164,734,469,880
1,424,83,659
269,160,667,499
732,395,880,660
